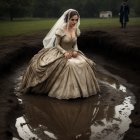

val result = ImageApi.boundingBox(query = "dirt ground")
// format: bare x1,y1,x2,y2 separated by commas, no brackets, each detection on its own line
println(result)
0,26,140,140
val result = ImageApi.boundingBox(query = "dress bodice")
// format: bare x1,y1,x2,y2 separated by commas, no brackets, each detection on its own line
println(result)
61,34,77,51
55,28,80,51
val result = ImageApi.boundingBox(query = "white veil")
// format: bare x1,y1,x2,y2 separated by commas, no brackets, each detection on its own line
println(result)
43,9,80,48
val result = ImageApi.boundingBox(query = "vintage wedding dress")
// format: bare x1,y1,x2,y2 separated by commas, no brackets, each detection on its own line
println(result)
21,28,100,99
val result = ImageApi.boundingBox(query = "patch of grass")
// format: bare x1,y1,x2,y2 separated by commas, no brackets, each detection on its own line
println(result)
0,17,140,37
0,18,56,37
81,17,140,28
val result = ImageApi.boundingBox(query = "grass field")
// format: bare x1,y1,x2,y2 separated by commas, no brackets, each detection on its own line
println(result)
0,17,140,37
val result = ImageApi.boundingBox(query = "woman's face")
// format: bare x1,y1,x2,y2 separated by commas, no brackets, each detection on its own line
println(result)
69,15,79,28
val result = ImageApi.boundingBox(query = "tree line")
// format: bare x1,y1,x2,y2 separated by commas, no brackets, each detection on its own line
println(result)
0,0,140,21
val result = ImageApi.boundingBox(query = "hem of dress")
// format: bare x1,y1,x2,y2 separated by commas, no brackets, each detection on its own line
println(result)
48,93,97,100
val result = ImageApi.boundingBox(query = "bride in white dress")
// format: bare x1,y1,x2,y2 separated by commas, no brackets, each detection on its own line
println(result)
20,9,100,99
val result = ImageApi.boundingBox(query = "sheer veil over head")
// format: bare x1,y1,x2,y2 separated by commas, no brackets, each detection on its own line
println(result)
43,9,80,48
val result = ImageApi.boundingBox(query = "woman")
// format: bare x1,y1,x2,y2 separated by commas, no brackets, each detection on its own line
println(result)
21,9,100,99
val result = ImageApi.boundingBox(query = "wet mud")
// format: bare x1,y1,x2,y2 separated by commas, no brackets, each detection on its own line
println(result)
0,26,140,140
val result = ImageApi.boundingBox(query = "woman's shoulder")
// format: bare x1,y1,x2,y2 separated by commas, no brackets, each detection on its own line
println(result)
55,27,65,37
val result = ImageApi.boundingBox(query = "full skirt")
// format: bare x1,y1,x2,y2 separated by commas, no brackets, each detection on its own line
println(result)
21,48,100,99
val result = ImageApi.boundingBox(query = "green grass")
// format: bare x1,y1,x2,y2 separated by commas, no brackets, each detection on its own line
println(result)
0,18,56,37
81,17,140,28
0,17,140,37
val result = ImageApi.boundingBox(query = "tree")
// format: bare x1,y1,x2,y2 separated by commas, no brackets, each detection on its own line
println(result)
133,0,140,16
0,0,33,21
0,0,140,19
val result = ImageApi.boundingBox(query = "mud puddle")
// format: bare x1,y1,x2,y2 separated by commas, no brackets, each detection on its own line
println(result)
13,54,135,140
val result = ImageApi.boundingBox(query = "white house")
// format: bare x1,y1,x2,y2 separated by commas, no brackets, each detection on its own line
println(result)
99,11,112,18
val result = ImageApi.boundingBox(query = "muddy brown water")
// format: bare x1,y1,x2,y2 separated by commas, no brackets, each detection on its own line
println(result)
12,52,136,140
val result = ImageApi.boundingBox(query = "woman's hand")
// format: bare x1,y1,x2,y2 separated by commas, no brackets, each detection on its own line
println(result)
64,51,78,59
64,52,72,59
72,51,78,58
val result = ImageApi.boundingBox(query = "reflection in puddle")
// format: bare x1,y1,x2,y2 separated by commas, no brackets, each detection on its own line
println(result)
98,73,127,93
14,95,134,140
15,116,38,140
101,81,127,93
119,85,126,93
13,66,135,140
90,96,134,140
44,131,57,139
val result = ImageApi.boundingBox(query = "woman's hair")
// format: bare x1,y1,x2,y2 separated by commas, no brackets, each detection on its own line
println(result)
64,10,79,23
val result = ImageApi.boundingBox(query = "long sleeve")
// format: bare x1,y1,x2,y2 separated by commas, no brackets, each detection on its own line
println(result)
73,42,78,51
73,28,81,51
55,35,66,54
